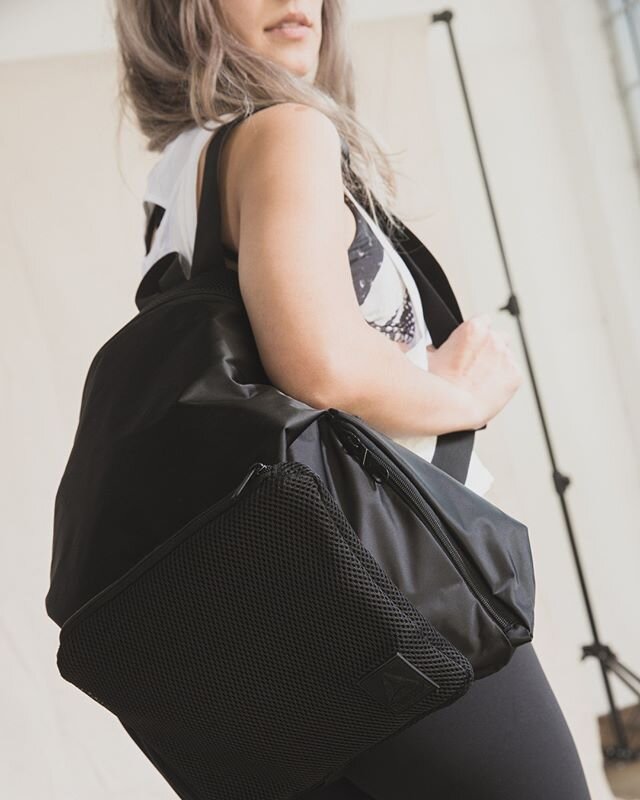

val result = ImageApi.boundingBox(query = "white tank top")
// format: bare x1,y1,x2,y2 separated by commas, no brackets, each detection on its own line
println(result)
141,121,494,498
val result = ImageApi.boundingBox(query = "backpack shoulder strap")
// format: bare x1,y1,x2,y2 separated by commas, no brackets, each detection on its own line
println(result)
190,106,278,278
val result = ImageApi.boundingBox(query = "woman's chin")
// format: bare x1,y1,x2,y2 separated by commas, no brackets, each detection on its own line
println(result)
264,49,317,79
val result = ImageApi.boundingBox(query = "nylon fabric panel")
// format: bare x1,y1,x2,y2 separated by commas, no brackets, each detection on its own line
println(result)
290,419,516,678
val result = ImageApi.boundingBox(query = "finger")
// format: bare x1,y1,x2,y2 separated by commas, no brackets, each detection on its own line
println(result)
468,312,492,328
460,315,492,351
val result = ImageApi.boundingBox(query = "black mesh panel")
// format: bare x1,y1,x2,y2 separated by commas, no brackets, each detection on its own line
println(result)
57,462,473,800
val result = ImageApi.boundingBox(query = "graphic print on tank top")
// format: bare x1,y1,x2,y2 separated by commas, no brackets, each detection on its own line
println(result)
345,193,418,350
341,187,433,375
140,123,494,497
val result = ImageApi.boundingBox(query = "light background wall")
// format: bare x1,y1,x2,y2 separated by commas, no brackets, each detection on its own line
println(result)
1,2,639,799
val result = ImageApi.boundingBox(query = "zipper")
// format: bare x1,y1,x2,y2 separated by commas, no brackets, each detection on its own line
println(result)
59,461,270,638
327,410,518,633
231,461,269,496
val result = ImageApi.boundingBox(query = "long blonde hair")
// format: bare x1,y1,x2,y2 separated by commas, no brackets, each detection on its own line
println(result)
111,0,403,238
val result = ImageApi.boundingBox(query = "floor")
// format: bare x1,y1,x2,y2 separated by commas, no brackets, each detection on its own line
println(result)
600,704,640,799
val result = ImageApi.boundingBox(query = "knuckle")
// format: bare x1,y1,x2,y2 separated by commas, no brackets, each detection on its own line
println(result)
466,315,490,337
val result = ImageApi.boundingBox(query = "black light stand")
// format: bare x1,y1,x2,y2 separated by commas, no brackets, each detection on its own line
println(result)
431,8,640,762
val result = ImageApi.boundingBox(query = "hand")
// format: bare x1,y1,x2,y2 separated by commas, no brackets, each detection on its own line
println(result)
426,313,524,429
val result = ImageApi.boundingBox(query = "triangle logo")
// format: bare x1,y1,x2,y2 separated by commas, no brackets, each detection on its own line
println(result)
358,651,440,712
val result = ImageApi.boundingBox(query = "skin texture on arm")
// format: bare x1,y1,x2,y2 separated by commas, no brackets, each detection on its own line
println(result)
202,102,491,438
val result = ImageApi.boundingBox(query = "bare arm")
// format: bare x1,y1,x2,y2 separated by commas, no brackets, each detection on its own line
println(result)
224,103,519,439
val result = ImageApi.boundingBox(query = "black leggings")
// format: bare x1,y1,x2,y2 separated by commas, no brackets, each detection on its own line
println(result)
301,643,592,800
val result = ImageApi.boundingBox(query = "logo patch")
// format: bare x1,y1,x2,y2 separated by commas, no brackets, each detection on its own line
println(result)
358,652,439,712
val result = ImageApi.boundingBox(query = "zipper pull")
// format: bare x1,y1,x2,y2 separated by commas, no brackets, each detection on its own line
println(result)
341,432,388,487
232,462,268,498
343,431,367,465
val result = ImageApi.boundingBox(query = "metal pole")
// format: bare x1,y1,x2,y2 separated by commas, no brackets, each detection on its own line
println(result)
431,7,639,762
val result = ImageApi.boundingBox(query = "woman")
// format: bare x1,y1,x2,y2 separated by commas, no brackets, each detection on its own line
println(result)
114,1,592,797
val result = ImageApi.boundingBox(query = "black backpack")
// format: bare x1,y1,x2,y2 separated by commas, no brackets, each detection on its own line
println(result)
46,107,535,799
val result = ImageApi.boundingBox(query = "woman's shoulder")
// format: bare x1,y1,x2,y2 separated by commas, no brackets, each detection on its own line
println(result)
225,102,342,147
145,103,347,208
213,103,345,196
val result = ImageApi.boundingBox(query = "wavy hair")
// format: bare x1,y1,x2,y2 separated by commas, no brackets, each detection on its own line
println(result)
111,0,403,238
